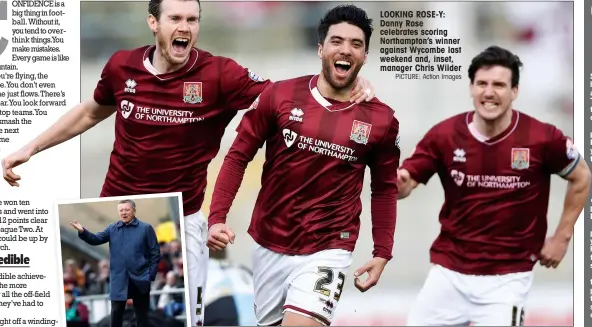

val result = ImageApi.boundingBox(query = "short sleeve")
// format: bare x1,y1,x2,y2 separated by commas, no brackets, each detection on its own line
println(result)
93,53,118,106
543,126,580,178
400,126,442,184
220,58,273,110
235,84,277,147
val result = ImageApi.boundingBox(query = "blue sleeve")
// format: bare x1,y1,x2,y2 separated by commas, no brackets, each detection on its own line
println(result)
78,224,110,245
146,224,160,281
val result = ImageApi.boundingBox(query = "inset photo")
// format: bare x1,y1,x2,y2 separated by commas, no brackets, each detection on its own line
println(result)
53,193,190,327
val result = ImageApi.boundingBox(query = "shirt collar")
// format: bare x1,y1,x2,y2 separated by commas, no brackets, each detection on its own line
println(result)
116,217,139,227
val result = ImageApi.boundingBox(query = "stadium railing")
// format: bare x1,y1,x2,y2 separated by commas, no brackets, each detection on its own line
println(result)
76,288,186,323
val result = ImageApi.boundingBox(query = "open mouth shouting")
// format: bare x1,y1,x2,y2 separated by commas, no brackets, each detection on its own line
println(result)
333,59,352,78
172,36,190,56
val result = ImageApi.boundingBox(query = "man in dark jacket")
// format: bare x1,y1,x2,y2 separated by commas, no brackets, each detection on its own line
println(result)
70,199,160,327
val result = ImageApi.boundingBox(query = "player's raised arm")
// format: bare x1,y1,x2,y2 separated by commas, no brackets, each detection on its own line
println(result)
397,125,442,199
2,52,119,187
2,99,116,187
207,85,277,250
539,128,592,268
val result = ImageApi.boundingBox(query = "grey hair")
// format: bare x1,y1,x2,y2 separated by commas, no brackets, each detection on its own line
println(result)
118,199,136,210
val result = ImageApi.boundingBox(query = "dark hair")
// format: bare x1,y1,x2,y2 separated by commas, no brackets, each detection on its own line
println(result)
468,46,523,87
148,0,201,21
318,5,373,52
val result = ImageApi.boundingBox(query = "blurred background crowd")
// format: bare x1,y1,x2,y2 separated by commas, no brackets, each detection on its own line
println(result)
79,2,574,326
58,196,187,326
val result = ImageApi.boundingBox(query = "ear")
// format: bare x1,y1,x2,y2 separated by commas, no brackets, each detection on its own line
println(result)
363,52,368,65
468,82,475,98
147,14,158,34
317,43,323,59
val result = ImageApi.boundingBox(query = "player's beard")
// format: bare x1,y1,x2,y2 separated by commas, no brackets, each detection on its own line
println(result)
322,57,360,92
156,29,187,67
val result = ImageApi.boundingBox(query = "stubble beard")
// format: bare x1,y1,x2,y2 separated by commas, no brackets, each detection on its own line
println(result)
322,58,359,92
156,29,185,66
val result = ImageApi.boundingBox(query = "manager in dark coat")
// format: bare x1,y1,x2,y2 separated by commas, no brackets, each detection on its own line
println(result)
70,199,160,327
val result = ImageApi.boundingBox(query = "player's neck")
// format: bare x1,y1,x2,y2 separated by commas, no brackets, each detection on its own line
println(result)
317,73,354,102
473,109,513,139
152,47,187,74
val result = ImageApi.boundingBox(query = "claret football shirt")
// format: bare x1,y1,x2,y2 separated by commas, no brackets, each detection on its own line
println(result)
209,75,400,259
401,110,579,274
93,45,272,216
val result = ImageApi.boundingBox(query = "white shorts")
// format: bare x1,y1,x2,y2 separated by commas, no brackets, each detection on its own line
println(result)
252,243,353,326
184,211,209,327
407,264,533,326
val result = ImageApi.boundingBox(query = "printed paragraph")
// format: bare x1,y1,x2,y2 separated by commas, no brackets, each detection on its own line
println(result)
0,0,71,151
0,200,49,252
0,0,79,326
0,199,55,326
10,0,68,64
378,10,463,81
0,68,63,146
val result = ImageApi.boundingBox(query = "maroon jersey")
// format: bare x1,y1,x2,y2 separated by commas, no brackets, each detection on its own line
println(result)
401,110,579,274
93,45,271,216
208,75,400,259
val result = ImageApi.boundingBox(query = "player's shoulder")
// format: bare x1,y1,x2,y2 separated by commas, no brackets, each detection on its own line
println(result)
199,49,268,80
105,45,151,67
363,96,392,112
259,75,312,96
363,97,396,114
275,75,312,88
360,97,399,127
193,47,217,63
428,111,468,136
200,49,248,70
515,110,547,126
515,110,563,137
